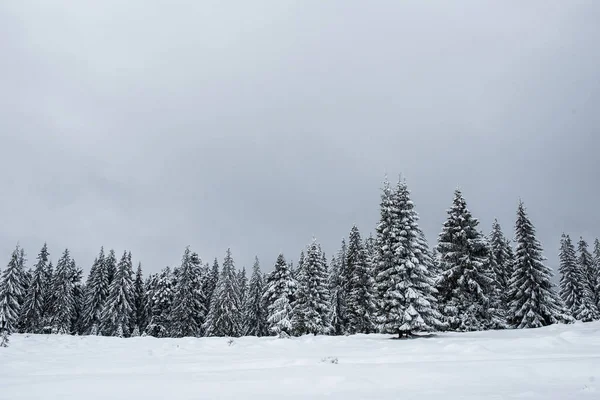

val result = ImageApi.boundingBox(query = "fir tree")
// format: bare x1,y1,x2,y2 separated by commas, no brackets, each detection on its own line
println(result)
292,239,331,336
594,238,600,310
20,243,49,333
145,267,174,337
346,226,376,334
104,249,117,286
329,239,348,335
203,259,219,313
577,237,599,319
83,248,109,334
264,254,295,337
51,249,75,334
558,234,591,319
237,267,248,309
436,190,500,331
171,247,206,337
70,260,85,334
41,261,54,332
489,220,513,307
204,249,242,337
132,262,147,334
0,246,27,335
508,201,569,328
242,257,268,336
100,251,134,336
375,179,442,337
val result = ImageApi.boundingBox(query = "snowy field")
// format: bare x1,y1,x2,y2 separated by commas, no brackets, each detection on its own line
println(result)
2,322,600,400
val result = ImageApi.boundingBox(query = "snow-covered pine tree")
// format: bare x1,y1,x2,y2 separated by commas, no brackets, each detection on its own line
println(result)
237,266,248,314
132,262,147,334
264,254,295,337
70,260,85,335
558,234,588,319
577,237,600,320
83,248,109,334
100,251,134,336
508,201,570,328
51,249,75,334
489,220,513,308
20,243,49,333
202,259,219,314
145,267,174,337
104,249,117,287
242,257,268,336
41,261,54,332
436,189,499,332
345,225,376,334
204,249,242,337
375,179,442,337
292,239,331,336
0,246,27,335
329,239,348,335
171,247,206,337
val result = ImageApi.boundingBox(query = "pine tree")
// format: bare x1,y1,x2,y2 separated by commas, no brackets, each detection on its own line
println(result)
20,243,49,333
203,259,219,313
264,254,295,337
489,220,514,308
375,179,442,337
41,261,54,332
132,262,147,334
145,267,174,337
0,246,27,335
204,249,242,337
436,190,499,331
83,248,109,334
100,251,134,336
105,249,117,287
242,257,268,336
345,226,376,334
237,267,248,316
577,237,600,320
508,201,569,328
51,249,75,334
70,260,85,335
329,239,348,335
171,247,206,337
292,239,331,336
558,234,589,319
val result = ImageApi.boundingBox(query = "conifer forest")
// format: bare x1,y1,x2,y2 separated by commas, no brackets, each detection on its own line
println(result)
2,177,598,347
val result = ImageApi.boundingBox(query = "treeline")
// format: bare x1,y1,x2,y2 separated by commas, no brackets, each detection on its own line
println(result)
1,177,599,346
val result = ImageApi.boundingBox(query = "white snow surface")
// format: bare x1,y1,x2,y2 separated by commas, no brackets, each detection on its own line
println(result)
2,322,600,399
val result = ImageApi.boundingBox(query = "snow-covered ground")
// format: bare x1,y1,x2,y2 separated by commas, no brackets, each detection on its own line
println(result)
2,322,600,400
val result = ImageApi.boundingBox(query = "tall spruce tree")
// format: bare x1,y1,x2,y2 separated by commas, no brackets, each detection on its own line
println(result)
70,260,85,335
132,262,147,334
292,239,331,336
345,225,376,334
264,254,295,337
489,220,513,306
594,238,600,310
329,239,348,335
20,243,49,333
83,248,109,334
203,259,219,313
204,249,242,337
104,249,117,287
0,246,27,335
558,234,590,319
51,249,75,334
436,190,500,331
508,201,569,328
101,251,134,336
237,267,248,313
577,237,599,319
171,247,206,337
243,257,268,336
41,261,54,332
375,179,442,337
145,267,174,337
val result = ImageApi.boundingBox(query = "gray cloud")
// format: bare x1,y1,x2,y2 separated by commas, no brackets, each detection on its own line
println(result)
1,1,599,273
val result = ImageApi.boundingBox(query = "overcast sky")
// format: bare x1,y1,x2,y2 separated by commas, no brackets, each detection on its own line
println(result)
1,1,599,275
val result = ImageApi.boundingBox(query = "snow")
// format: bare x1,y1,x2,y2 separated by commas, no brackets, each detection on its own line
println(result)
2,322,600,399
